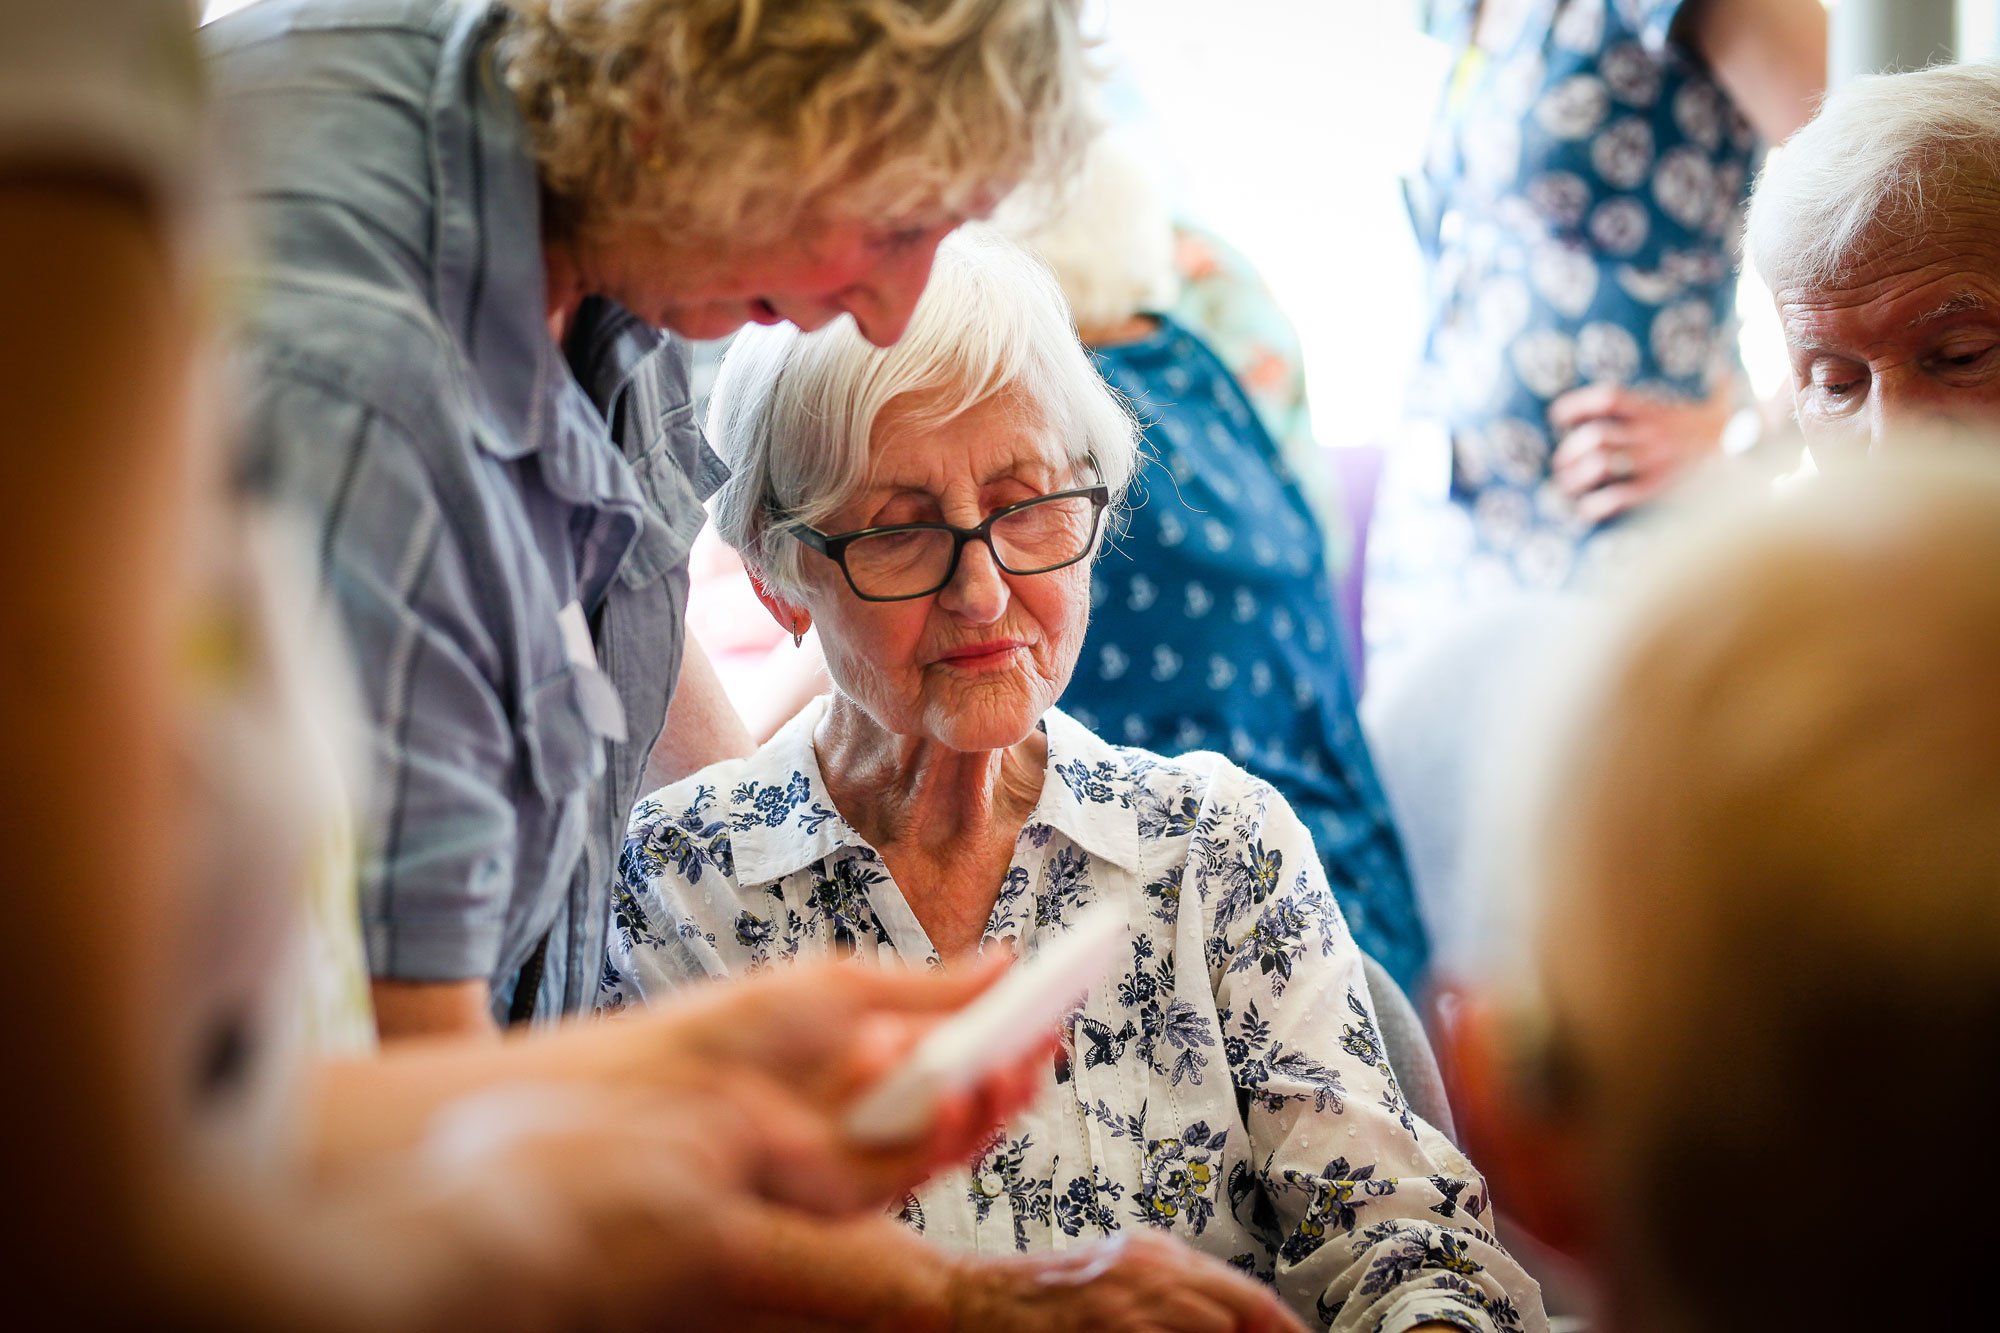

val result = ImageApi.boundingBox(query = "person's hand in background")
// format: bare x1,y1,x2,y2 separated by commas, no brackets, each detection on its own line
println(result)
1549,380,1734,524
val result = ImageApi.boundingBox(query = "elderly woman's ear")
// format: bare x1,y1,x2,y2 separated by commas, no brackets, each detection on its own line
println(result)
746,566,811,642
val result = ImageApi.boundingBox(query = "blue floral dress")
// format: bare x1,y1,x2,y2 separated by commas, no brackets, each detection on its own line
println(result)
1064,317,1429,992
604,702,1543,1332
1397,0,1757,598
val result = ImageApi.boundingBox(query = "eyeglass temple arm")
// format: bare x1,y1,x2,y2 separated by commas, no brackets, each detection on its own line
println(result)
785,522,834,555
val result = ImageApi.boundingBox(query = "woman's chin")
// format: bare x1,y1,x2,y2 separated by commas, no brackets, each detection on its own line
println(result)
920,693,1046,753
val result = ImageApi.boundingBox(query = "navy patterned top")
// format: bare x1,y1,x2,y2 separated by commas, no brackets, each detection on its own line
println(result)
1062,316,1428,991
1409,0,1757,589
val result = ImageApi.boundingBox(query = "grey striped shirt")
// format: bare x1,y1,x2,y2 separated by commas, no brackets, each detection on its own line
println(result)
208,0,725,1019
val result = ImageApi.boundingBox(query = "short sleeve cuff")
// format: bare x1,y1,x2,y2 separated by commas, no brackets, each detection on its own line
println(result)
363,911,508,986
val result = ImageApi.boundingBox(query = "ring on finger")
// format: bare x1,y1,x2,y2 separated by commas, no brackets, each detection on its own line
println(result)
1604,447,1637,483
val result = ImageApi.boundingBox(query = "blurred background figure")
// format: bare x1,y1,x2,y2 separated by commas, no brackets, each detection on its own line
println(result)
998,138,1430,990
1372,0,1825,684
1170,224,1323,508
2,0,222,1314
1169,221,1362,670
1448,446,2000,1331
1356,0,1826,1011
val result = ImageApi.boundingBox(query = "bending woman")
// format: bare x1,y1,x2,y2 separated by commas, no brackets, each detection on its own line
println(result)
605,230,1543,1332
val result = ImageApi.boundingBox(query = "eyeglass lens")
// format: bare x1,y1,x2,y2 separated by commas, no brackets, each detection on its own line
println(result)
842,493,1102,598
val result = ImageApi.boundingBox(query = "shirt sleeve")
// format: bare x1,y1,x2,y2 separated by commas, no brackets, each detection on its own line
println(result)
241,370,521,984
1204,772,1542,1332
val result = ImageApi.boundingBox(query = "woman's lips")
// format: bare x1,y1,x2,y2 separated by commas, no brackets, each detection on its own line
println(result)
935,640,1025,671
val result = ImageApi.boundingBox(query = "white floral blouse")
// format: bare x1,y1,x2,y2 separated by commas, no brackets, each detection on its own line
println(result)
603,701,1543,1332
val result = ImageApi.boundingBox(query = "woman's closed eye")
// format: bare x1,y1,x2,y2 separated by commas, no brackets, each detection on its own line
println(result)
868,220,951,255
863,499,942,530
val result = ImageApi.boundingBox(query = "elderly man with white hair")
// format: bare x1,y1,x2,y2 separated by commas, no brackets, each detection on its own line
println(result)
1747,61,2000,455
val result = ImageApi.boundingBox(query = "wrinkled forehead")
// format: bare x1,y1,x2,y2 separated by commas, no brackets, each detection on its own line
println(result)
862,383,1077,492
1778,223,2000,352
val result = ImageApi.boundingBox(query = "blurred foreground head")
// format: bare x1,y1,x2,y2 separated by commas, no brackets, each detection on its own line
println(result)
1464,441,2000,1331
1748,63,2000,458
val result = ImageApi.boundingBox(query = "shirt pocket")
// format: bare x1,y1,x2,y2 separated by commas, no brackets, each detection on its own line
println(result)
519,666,605,811
512,666,606,966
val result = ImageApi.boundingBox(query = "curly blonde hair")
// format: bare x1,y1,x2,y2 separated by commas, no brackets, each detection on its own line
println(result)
497,0,1095,244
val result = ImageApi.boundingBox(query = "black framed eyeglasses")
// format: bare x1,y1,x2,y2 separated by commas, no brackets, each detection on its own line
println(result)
786,480,1112,602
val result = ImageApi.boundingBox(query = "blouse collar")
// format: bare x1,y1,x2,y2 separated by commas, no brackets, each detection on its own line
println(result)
724,698,1145,885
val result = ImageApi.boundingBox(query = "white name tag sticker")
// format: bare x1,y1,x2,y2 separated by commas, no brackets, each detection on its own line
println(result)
557,600,599,671
556,600,628,743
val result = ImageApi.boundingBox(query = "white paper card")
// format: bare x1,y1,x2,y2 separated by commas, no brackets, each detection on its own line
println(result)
557,600,599,671
555,601,628,742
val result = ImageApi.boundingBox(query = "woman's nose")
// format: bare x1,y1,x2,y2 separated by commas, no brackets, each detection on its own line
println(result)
846,238,948,347
937,539,1010,623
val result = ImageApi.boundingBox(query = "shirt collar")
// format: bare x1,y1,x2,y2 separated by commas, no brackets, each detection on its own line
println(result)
726,698,870,884
429,3,578,459
725,701,1145,885
1029,706,1145,874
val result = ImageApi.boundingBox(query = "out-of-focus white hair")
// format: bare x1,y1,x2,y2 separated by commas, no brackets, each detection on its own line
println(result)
1748,62,2000,294
705,225,1140,598
991,132,1179,330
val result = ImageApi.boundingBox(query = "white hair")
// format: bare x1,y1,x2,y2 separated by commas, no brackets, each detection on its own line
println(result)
706,225,1140,598
1748,61,2000,294
991,133,1179,330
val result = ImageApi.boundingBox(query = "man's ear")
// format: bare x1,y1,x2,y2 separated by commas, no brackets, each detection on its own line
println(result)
1436,983,1599,1268
745,567,810,640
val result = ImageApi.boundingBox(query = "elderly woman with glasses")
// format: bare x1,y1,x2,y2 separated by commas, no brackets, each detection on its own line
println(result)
603,230,1542,1333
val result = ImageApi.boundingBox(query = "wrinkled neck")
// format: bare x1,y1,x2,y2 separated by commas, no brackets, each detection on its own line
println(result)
813,693,1045,856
